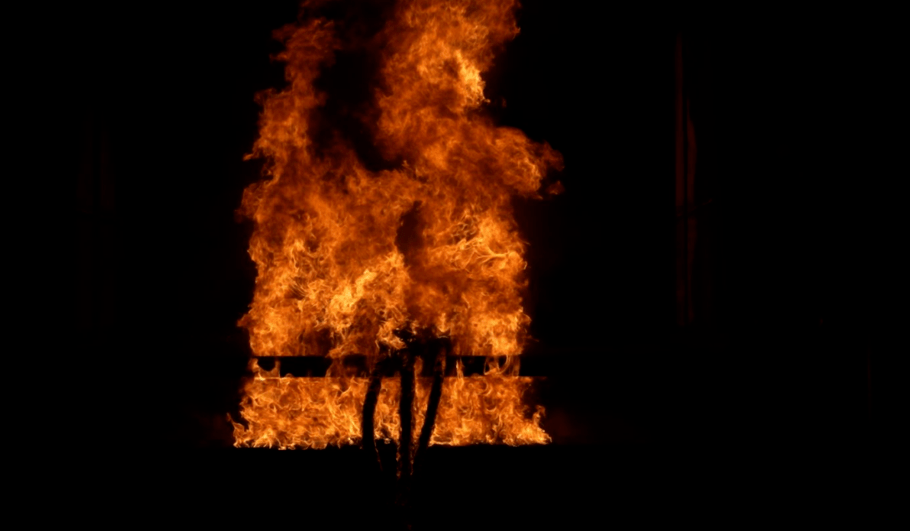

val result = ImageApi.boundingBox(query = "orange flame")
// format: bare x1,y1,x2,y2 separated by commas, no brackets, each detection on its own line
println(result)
233,360,548,449
234,0,561,448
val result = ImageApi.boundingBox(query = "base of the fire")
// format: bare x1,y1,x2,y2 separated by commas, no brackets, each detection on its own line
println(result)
231,358,549,449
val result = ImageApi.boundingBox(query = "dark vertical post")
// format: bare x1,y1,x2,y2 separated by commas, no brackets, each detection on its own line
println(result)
415,343,447,475
675,30,696,328
397,350,415,488
362,357,384,471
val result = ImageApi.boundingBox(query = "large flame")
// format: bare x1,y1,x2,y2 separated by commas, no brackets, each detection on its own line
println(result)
233,0,562,448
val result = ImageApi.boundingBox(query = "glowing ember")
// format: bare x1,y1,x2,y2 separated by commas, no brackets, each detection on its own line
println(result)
232,0,562,449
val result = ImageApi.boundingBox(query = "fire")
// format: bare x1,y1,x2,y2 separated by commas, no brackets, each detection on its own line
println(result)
234,359,547,449
233,0,562,449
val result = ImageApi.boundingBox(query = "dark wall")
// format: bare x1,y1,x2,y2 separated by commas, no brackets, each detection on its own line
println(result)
677,18,890,444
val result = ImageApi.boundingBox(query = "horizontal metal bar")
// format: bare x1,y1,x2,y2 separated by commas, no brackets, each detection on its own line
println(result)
252,355,551,377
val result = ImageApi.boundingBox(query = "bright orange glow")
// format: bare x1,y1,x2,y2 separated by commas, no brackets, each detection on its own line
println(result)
233,0,561,449
233,359,548,449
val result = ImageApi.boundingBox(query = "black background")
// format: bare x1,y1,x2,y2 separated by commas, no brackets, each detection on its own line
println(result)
63,0,895,515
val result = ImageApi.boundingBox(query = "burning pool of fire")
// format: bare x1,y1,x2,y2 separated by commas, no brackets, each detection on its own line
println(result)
233,359,547,449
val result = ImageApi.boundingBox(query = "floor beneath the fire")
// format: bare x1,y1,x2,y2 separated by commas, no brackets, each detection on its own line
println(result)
68,1,892,508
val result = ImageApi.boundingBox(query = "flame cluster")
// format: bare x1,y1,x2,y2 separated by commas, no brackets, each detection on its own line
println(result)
234,0,561,448
234,360,547,449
